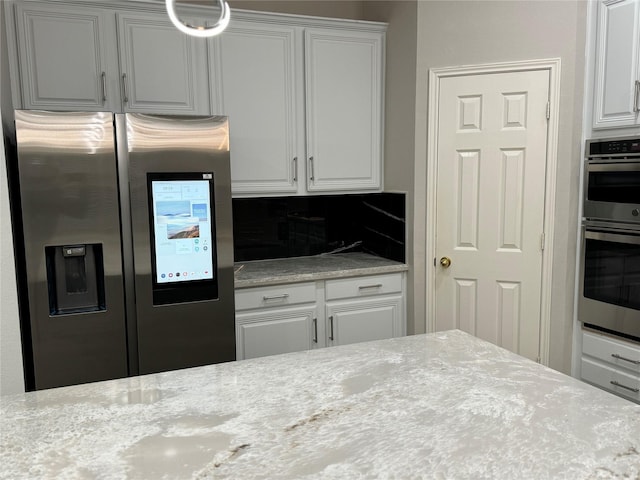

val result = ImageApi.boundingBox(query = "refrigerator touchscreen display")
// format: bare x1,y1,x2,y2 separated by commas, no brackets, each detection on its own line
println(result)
150,174,216,285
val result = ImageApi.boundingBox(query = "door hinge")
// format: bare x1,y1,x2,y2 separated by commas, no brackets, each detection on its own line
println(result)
546,102,550,120
540,232,545,251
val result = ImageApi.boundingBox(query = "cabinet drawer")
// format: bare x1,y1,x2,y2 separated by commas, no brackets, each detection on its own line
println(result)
581,357,640,403
235,282,316,311
325,273,402,300
582,331,640,374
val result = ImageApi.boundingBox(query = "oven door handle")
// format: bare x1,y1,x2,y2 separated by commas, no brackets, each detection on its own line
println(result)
587,162,640,172
585,229,640,245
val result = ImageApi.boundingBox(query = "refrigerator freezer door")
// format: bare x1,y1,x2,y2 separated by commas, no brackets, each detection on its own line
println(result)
15,110,128,389
121,113,235,374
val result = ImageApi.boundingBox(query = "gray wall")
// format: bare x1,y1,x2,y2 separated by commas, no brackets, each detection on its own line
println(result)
366,0,587,374
362,1,419,333
1,2,25,395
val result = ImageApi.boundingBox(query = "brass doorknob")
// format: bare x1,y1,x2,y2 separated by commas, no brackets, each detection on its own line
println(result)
440,256,452,268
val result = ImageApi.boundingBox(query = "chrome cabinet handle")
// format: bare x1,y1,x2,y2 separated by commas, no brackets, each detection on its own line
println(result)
329,315,334,340
293,157,298,182
309,156,314,181
262,293,289,301
358,283,383,290
101,72,107,102
611,353,640,365
312,318,317,343
610,380,639,393
635,80,640,113
122,73,129,104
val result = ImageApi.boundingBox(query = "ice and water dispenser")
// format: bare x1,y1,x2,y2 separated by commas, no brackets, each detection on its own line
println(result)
45,244,105,315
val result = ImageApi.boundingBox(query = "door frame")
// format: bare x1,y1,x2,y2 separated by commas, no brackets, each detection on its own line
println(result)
426,58,561,365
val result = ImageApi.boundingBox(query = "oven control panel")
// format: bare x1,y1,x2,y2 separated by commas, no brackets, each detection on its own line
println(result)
588,137,640,157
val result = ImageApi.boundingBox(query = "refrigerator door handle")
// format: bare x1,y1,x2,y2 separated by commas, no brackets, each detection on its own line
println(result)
115,114,139,376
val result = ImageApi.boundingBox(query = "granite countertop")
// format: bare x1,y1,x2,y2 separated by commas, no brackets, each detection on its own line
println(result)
234,252,408,288
2,330,639,479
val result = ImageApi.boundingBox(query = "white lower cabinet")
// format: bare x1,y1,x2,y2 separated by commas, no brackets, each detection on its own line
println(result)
236,306,319,360
324,273,404,347
581,330,640,403
326,297,403,347
235,272,405,360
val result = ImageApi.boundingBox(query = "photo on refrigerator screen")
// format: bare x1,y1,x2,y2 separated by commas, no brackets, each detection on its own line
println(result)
192,203,208,221
155,200,191,217
166,218,200,239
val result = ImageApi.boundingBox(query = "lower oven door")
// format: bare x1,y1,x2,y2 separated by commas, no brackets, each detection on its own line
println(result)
579,224,640,340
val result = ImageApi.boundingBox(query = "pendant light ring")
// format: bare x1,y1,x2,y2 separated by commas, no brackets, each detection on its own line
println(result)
166,0,230,38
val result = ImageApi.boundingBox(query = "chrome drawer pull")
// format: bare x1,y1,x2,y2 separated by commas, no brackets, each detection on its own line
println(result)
611,353,640,365
122,73,129,104
101,72,107,102
312,318,318,343
359,283,383,290
309,156,315,181
329,315,334,341
610,380,639,393
262,294,289,301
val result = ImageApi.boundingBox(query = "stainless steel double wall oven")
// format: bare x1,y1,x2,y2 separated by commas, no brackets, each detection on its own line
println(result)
579,136,640,341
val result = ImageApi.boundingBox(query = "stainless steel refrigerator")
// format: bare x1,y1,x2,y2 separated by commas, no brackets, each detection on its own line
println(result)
12,110,235,390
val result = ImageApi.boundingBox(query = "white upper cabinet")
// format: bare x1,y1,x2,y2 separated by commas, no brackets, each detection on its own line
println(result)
212,14,386,197
11,2,210,114
593,0,640,129
213,21,302,195
8,2,386,196
13,2,119,111
116,12,210,114
305,28,384,192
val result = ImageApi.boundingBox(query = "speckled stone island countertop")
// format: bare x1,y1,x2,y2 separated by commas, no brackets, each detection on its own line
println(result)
234,252,408,288
2,330,639,479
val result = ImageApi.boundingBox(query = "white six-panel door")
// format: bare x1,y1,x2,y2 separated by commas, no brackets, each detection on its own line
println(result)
434,69,550,361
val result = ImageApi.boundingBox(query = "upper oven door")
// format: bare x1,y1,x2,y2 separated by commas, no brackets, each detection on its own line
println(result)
584,162,640,223
579,224,640,339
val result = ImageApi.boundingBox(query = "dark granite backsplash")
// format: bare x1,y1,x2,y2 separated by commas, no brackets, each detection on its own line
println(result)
233,193,406,263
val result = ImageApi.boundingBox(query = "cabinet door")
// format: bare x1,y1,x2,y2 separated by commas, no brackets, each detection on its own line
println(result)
236,305,319,360
116,12,210,114
305,28,384,192
214,22,302,196
593,0,640,129
13,2,119,111
326,295,402,347
582,358,640,403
